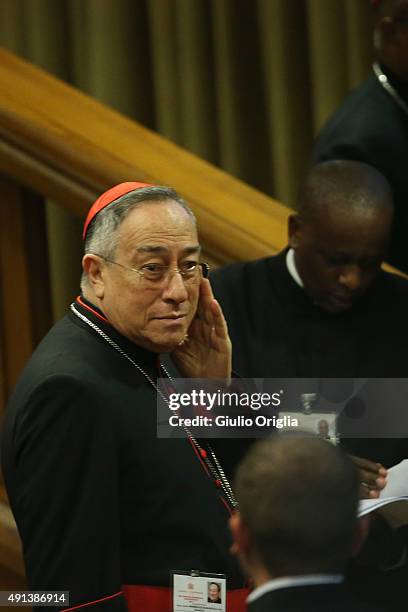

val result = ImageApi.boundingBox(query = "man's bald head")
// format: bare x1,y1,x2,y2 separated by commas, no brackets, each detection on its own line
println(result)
289,161,393,313
297,160,393,224
233,436,360,576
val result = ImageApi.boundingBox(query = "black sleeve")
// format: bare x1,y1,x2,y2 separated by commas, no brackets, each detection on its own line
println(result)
10,375,127,611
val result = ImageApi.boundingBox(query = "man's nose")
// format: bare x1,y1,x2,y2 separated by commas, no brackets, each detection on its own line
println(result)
338,265,362,291
161,270,189,302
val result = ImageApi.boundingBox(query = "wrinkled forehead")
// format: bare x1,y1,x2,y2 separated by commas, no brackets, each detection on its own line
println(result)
117,200,199,253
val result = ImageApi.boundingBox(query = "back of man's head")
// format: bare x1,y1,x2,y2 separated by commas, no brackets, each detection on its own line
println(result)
233,436,360,577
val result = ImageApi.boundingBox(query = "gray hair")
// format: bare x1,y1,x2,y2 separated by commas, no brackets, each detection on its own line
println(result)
81,185,195,290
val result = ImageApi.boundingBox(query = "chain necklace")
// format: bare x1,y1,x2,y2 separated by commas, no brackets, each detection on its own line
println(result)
70,303,238,509
159,362,238,509
373,62,408,116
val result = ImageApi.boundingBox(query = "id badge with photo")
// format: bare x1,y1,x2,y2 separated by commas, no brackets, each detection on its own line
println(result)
173,570,226,612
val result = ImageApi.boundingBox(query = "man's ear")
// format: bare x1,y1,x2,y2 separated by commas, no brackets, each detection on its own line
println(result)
288,214,302,249
351,516,370,558
229,512,252,558
82,254,105,298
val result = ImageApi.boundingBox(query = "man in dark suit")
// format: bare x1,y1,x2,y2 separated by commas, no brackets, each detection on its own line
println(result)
1,183,248,612
229,436,385,612
312,0,408,273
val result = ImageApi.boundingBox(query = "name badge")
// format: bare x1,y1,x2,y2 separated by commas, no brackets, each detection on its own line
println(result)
173,570,226,611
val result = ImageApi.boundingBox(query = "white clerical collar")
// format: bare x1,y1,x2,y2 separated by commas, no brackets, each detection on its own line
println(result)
247,574,343,603
286,248,304,288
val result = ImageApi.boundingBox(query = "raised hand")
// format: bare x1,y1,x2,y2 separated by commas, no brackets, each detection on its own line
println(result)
172,278,232,382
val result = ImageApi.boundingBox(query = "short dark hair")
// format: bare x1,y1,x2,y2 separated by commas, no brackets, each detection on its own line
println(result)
297,160,393,224
234,436,360,575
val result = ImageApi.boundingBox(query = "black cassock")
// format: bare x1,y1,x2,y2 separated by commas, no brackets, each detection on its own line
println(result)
211,249,408,464
1,298,245,611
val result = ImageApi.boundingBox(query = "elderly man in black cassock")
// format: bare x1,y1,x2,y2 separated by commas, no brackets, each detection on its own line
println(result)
1,183,248,612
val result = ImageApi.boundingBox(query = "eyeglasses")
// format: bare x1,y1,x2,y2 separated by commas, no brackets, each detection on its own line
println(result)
97,255,209,284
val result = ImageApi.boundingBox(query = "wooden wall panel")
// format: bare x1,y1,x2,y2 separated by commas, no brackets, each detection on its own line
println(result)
0,176,33,407
0,175,52,418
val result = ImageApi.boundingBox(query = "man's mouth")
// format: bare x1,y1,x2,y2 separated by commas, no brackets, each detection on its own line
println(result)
331,293,352,303
326,292,355,310
152,314,188,325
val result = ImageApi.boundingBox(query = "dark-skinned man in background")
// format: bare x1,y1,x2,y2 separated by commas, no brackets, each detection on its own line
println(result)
312,0,408,273
211,160,408,610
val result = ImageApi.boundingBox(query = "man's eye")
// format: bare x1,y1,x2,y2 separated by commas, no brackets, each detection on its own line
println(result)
323,254,349,266
143,263,164,272
180,261,199,276
140,263,165,279
181,261,198,271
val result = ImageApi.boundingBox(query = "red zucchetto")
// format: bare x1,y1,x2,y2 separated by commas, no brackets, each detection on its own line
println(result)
83,181,153,240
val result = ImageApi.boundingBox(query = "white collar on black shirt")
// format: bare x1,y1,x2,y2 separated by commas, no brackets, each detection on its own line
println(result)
247,574,343,603
286,248,304,288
